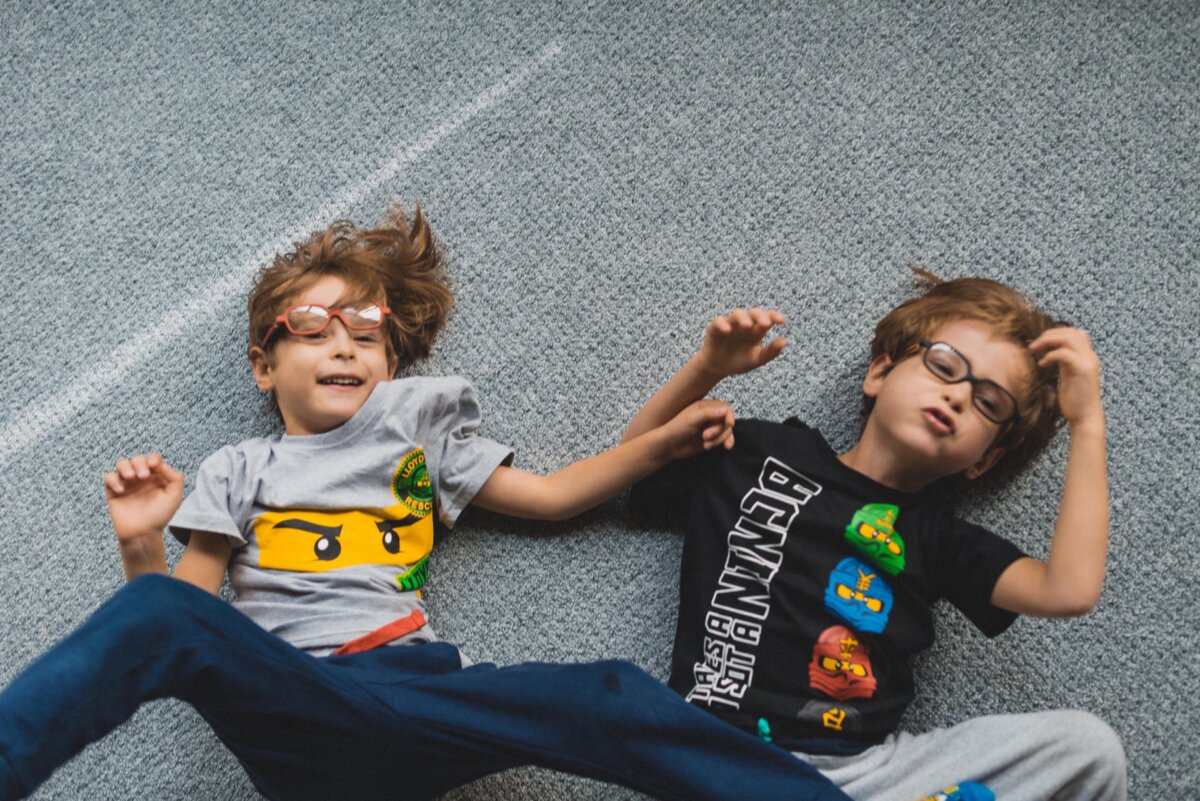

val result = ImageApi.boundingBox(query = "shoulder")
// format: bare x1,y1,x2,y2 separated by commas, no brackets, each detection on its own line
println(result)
376,376,493,443
384,375,479,407
193,437,272,485
357,376,474,426
198,439,258,471
920,505,1024,571
734,416,827,452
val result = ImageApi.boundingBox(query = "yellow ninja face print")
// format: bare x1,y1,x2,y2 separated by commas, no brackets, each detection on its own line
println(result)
251,449,436,586
253,504,432,573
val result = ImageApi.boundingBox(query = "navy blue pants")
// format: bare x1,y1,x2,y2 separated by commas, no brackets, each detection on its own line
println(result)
0,575,846,801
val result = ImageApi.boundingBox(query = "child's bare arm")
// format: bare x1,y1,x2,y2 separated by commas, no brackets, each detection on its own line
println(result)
173,533,231,594
621,308,786,444
472,399,734,521
992,328,1108,617
104,453,229,593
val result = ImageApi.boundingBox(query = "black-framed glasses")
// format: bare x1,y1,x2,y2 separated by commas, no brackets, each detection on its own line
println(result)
261,303,391,347
919,340,1020,425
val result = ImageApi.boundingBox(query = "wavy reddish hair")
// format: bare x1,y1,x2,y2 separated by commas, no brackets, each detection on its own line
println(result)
247,204,452,416
865,266,1068,473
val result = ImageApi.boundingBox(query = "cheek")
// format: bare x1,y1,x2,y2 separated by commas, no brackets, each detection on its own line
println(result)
367,348,394,375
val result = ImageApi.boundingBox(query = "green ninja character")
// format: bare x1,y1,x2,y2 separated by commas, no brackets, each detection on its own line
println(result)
844,503,905,575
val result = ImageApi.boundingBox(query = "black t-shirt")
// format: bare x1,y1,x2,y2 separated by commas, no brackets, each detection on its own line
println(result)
630,418,1027,752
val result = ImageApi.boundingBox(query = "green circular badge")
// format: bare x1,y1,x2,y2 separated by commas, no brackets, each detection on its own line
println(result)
392,449,433,518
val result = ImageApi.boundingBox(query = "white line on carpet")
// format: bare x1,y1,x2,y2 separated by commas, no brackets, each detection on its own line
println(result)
0,41,562,468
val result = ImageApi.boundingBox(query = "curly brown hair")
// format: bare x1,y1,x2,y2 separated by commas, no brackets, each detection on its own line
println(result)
247,204,452,417
864,266,1068,474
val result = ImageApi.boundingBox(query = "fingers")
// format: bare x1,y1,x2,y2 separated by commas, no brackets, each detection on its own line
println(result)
105,453,178,496
759,336,787,365
103,470,125,497
1034,347,1093,374
692,400,736,450
1028,328,1099,372
1028,325,1085,350
711,307,787,339
1029,327,1095,356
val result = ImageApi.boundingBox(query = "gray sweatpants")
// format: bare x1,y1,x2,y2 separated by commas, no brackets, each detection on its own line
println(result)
793,710,1126,801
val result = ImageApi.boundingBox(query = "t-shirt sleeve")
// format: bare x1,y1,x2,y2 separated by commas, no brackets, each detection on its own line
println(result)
418,376,515,528
629,448,718,529
931,513,1028,638
168,445,251,549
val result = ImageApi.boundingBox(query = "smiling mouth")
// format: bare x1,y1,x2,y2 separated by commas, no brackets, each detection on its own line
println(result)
318,377,364,387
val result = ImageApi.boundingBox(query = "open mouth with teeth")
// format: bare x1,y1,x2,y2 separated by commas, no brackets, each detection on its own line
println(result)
318,377,364,387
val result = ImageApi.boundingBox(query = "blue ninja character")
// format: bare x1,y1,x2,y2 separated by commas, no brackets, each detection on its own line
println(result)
918,783,995,801
824,557,894,634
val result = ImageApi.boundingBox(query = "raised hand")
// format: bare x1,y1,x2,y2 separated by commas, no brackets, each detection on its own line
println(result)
1028,327,1104,430
103,453,185,544
695,308,787,379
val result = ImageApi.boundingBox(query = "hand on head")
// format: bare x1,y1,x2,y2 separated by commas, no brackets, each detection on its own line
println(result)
1028,327,1103,430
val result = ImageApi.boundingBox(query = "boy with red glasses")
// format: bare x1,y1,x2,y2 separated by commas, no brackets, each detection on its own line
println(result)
0,207,850,801
625,271,1126,801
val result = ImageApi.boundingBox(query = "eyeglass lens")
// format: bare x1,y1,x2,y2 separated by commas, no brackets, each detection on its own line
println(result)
923,344,1014,423
287,304,384,334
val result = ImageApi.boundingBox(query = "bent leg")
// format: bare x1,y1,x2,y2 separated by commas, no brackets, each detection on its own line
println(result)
0,575,395,801
795,710,1127,801
0,576,846,801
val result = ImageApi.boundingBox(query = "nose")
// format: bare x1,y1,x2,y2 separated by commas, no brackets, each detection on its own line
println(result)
327,319,356,358
941,380,971,412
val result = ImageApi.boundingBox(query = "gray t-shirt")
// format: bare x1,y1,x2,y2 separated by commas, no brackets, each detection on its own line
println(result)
168,376,514,655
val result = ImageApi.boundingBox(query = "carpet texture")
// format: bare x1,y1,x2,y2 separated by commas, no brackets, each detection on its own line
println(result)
0,1,1195,798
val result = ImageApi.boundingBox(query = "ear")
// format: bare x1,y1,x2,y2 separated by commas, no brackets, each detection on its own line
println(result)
964,445,1006,480
248,346,275,392
861,354,894,399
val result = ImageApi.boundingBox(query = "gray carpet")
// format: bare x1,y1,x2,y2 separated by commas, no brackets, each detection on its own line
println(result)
1,1,1195,798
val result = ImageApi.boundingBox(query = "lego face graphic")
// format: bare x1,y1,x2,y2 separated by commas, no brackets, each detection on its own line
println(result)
253,504,432,575
844,503,905,575
809,625,876,700
824,557,894,634
252,449,435,581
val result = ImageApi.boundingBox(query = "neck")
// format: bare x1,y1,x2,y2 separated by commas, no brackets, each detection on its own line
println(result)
837,428,938,494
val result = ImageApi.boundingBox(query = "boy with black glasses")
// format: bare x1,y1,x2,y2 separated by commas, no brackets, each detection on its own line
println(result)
625,272,1126,801
0,207,851,801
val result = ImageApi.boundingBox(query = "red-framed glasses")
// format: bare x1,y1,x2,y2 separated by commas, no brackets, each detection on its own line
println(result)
261,303,392,347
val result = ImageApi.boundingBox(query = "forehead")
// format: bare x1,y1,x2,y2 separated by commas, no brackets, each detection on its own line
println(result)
286,274,380,308
926,319,1031,392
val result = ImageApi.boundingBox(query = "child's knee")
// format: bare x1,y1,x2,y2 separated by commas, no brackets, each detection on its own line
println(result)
591,659,661,697
1070,711,1126,786
103,574,210,639
1045,710,1126,789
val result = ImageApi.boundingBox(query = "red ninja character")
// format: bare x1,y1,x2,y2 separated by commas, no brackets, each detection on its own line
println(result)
809,625,876,701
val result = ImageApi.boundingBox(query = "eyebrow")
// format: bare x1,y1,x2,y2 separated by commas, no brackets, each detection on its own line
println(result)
272,519,342,537
940,340,1019,394
376,516,422,533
